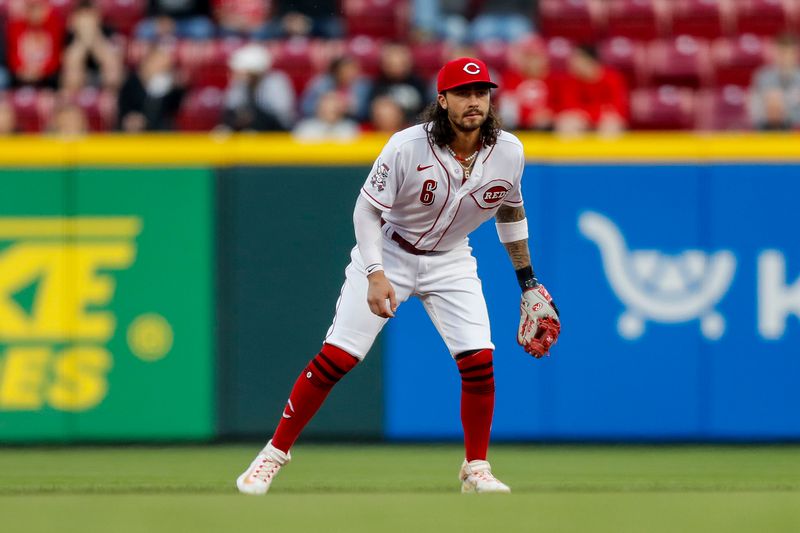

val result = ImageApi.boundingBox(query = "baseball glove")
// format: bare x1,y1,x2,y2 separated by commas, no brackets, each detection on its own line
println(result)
517,284,560,358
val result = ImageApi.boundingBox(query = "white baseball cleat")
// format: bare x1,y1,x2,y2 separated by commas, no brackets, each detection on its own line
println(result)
236,440,291,495
459,459,511,494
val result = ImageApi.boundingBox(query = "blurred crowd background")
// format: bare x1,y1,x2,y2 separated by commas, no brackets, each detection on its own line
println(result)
0,0,798,139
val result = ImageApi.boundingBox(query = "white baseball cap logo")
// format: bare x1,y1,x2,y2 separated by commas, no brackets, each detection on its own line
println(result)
463,62,481,75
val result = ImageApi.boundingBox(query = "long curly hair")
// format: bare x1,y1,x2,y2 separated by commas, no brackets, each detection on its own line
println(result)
419,97,501,148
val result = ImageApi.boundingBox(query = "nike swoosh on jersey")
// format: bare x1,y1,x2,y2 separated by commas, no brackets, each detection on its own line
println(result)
417,164,434,171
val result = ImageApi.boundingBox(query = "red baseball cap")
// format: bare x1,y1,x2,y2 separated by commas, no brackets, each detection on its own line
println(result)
436,57,498,93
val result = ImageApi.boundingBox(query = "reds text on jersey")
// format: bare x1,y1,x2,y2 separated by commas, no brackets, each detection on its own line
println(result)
361,124,525,252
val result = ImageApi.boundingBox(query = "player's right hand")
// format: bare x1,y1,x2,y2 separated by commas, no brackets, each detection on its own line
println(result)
367,271,397,318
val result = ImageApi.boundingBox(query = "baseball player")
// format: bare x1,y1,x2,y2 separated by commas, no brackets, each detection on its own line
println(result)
237,57,560,495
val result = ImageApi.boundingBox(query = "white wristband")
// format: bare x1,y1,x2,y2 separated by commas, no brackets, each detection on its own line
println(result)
495,218,529,244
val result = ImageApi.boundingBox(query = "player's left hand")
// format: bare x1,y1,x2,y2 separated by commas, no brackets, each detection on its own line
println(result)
517,284,560,358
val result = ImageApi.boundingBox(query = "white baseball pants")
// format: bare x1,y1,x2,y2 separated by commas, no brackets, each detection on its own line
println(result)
324,229,494,360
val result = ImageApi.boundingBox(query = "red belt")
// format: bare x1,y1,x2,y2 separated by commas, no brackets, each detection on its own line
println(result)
391,231,431,255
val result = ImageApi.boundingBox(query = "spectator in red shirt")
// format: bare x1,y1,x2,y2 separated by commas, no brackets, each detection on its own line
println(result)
554,45,629,138
5,0,66,88
499,36,554,131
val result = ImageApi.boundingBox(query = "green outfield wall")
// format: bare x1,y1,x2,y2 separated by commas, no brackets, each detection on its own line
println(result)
215,166,383,439
0,168,214,441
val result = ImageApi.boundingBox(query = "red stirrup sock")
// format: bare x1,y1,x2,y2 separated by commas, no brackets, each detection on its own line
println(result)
271,344,359,453
456,349,495,462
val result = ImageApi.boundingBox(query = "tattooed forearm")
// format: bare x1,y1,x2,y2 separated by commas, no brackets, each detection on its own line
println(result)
503,239,530,270
496,205,526,223
496,205,530,269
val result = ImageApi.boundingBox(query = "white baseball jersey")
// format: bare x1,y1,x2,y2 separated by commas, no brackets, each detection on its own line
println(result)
360,124,525,252
324,123,526,360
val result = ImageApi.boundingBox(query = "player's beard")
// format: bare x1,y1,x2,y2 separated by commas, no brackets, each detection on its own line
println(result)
448,107,487,133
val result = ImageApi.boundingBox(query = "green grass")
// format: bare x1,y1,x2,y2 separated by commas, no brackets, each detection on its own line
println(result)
1,445,799,533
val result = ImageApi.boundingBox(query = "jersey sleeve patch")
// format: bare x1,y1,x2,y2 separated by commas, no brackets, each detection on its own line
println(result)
369,158,390,192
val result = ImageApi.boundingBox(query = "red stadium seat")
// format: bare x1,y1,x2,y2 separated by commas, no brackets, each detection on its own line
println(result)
546,37,575,72
270,38,332,95
645,36,713,88
711,34,768,86
177,38,249,89
11,88,55,133
630,85,697,129
539,0,605,44
606,0,667,40
176,86,225,131
342,0,410,40
343,36,383,78
598,37,648,88
70,86,116,131
696,85,751,130
411,41,448,81
735,0,797,36
97,0,147,36
475,40,509,73
670,0,735,38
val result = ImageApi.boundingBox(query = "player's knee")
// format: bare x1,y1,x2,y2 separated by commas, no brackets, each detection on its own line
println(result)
455,349,494,394
303,343,360,389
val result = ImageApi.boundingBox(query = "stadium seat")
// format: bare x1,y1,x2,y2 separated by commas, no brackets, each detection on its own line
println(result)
606,0,667,40
645,36,713,88
411,41,448,81
670,0,735,38
176,86,225,131
342,36,383,78
546,37,575,72
97,0,147,36
598,37,648,88
11,88,55,133
342,0,410,40
475,40,509,73
176,39,228,89
696,85,751,130
271,38,334,95
538,0,605,44
71,86,116,131
735,0,798,36
711,34,768,86
630,85,697,129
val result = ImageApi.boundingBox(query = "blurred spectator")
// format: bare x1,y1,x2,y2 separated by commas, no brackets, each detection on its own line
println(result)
273,0,342,39
749,33,800,131
0,33,9,90
49,102,89,137
368,42,426,123
135,0,215,41
412,0,469,44
301,56,371,120
61,0,124,98
499,37,554,130
213,0,273,40
470,0,534,43
221,44,295,131
554,45,629,137
118,43,185,131
367,94,407,132
5,0,65,88
0,100,17,135
293,90,359,141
